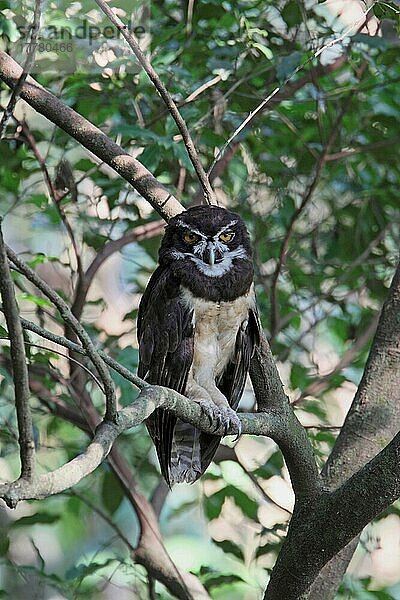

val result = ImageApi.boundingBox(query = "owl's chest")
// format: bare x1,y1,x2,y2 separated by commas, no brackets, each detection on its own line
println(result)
182,287,252,376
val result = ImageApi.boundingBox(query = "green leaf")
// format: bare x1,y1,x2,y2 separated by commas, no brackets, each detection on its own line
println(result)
277,51,303,80
101,471,124,515
204,573,245,591
352,33,389,49
281,1,302,27
252,42,273,60
373,1,400,21
214,539,244,561
253,451,284,479
17,293,53,309
204,488,225,520
65,558,116,581
83,231,109,252
204,485,258,521
0,15,20,41
0,325,8,339
290,363,311,390
139,145,161,171
0,535,9,556
14,512,60,527
172,143,194,171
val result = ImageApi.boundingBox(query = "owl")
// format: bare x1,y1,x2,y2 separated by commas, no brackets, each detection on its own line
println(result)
137,206,260,486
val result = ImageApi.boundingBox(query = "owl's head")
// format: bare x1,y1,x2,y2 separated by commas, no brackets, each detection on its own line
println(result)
159,206,252,280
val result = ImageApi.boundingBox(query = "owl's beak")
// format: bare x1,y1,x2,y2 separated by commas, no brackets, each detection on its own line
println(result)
206,244,215,266
203,242,223,266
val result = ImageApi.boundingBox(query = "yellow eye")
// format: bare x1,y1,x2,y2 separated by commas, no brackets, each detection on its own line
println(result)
183,232,199,244
219,231,234,243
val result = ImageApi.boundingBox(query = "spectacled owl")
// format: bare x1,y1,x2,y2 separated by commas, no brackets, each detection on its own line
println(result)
137,206,260,486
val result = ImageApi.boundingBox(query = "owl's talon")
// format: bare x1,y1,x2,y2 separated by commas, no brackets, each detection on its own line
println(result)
217,406,242,437
198,400,217,427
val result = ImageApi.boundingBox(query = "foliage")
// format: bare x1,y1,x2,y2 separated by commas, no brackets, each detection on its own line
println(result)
1,0,400,598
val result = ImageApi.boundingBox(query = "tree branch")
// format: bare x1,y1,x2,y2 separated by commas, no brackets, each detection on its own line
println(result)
266,258,400,598
94,0,215,205
0,219,35,479
17,316,144,388
0,384,280,507
269,99,351,338
0,51,184,221
0,0,41,138
265,428,400,600
250,337,320,498
5,245,118,420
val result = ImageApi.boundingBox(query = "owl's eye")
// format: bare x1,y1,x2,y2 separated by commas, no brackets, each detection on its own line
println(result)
183,232,199,244
219,231,234,243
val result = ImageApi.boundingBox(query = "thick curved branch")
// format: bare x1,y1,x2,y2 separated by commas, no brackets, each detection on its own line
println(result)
16,311,321,502
6,245,118,420
0,51,184,221
266,258,400,598
0,220,35,479
265,428,400,600
94,0,215,205
0,384,279,507
250,337,320,498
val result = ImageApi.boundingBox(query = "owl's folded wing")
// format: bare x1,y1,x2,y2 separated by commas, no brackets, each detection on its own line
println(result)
137,265,194,484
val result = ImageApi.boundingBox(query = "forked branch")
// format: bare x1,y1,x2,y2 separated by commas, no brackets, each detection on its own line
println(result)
94,0,215,205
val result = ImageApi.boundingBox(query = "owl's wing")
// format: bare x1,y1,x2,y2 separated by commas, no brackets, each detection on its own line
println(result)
198,304,261,475
137,265,194,485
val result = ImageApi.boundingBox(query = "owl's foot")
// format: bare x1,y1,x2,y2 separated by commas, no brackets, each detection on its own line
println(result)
198,400,241,437
215,405,242,438
198,399,221,429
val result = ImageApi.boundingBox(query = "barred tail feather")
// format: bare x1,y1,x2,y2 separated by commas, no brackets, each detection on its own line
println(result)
170,420,202,484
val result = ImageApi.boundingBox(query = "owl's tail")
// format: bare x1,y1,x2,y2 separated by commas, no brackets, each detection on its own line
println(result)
170,420,202,484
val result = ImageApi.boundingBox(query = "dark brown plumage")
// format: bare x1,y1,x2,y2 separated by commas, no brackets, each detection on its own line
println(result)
137,206,260,486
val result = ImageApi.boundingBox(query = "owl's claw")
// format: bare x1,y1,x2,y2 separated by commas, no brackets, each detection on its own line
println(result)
198,399,219,428
218,406,242,438
197,400,242,438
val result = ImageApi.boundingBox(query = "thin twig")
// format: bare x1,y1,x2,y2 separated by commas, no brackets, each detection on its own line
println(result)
0,383,281,506
67,490,136,552
0,219,35,479
0,337,105,391
15,315,145,389
293,313,380,403
0,0,41,139
72,219,164,320
207,2,376,177
94,0,215,205
5,245,118,420
269,77,366,338
324,137,400,162
18,120,83,277
0,51,184,221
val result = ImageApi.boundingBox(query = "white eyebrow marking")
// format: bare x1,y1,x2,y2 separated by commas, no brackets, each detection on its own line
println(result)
213,220,238,239
175,219,206,239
